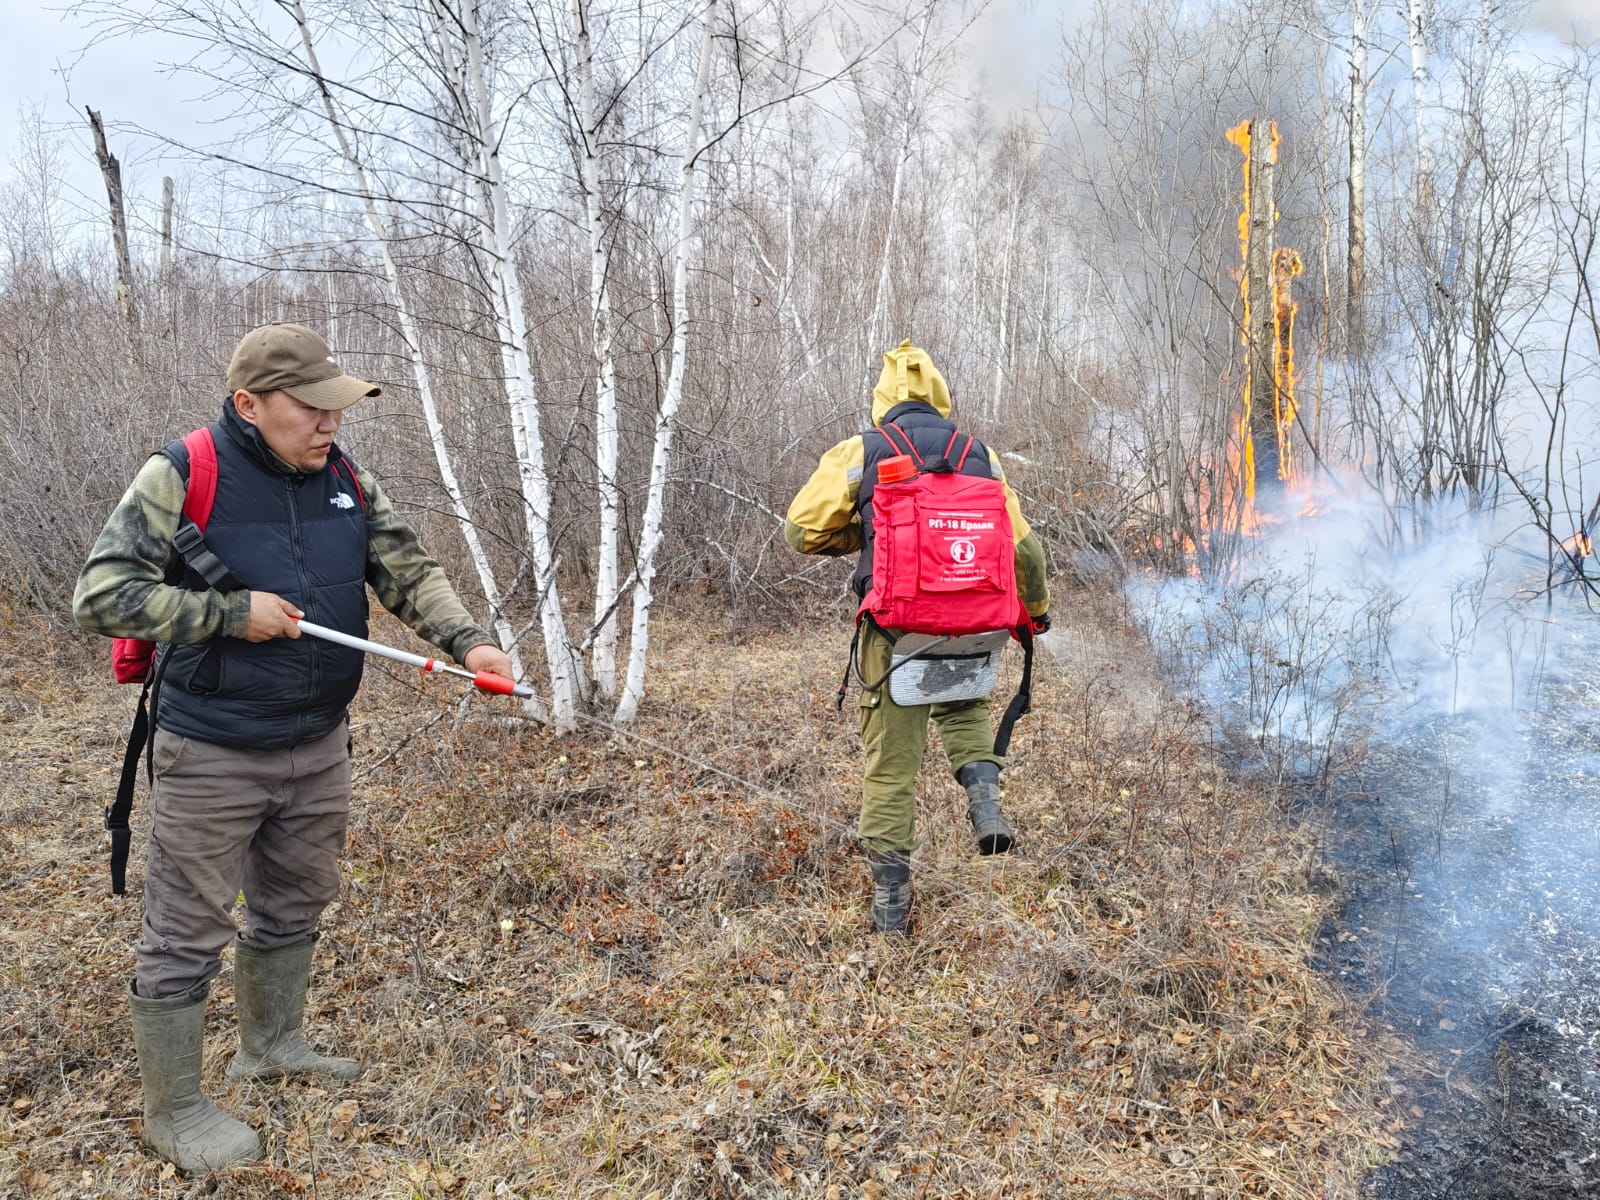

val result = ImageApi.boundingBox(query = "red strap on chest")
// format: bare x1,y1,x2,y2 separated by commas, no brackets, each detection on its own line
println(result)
333,458,366,510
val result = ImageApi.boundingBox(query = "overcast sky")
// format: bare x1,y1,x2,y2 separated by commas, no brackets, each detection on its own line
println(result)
5,0,1075,171
1,0,1593,228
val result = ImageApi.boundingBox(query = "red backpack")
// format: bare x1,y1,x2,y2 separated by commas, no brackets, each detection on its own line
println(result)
842,425,1036,755
858,425,1027,636
112,428,223,683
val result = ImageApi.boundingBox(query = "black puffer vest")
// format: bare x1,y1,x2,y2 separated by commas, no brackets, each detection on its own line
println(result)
850,401,997,599
156,404,369,750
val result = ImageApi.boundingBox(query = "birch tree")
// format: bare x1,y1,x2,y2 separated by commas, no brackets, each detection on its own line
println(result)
440,0,589,727
863,1,933,371
1345,0,1383,334
1407,0,1436,212
75,0,582,722
614,0,718,724
569,0,626,699
285,0,535,713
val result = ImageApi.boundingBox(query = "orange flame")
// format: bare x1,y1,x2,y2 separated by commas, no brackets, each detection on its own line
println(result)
1224,118,1298,536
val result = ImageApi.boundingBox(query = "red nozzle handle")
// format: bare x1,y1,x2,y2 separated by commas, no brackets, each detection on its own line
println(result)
472,671,518,695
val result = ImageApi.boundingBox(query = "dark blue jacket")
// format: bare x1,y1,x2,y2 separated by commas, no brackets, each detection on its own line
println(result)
156,404,369,750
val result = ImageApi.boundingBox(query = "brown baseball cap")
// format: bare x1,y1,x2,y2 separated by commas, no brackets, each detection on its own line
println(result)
227,322,381,410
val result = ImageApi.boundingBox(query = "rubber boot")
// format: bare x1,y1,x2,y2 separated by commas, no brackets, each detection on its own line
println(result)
128,981,261,1173
225,937,360,1083
865,849,912,935
956,761,1014,855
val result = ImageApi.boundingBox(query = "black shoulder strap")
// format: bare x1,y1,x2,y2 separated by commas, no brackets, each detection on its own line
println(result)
107,649,173,895
992,625,1034,757
172,521,244,591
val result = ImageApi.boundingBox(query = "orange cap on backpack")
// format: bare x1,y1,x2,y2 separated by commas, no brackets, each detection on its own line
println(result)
877,454,915,484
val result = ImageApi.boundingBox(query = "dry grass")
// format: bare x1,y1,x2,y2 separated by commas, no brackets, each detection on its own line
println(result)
0,588,1403,1198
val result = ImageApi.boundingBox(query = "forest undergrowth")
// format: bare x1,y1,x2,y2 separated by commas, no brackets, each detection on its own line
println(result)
0,585,1405,1198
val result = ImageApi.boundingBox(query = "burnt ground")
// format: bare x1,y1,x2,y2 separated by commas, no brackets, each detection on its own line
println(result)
1312,687,1600,1198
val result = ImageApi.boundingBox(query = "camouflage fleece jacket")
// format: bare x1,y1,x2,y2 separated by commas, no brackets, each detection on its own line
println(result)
73,436,494,665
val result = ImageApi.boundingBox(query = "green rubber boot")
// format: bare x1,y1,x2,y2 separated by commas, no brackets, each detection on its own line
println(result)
956,761,1014,855
866,849,912,935
225,938,360,1083
128,981,261,1173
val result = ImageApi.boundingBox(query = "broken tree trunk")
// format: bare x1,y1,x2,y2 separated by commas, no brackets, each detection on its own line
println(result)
86,108,141,367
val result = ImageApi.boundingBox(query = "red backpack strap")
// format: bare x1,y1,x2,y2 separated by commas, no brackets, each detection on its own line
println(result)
877,423,922,465
179,427,218,530
332,455,367,510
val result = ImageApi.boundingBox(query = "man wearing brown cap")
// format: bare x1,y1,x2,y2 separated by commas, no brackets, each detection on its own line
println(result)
74,322,513,1173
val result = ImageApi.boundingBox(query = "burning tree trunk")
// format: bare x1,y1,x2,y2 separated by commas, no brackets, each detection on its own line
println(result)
1227,117,1300,520
86,108,141,368
1272,246,1303,485
1243,117,1280,500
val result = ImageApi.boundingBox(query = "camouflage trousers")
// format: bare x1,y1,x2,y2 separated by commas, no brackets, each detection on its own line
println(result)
856,626,1003,853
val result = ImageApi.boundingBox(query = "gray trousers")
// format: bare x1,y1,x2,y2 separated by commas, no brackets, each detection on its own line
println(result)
136,721,351,999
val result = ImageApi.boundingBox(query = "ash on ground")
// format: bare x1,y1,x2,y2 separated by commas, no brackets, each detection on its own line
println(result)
1314,668,1600,1199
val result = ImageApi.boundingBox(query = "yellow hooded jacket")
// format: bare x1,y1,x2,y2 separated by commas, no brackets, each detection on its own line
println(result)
784,341,1050,619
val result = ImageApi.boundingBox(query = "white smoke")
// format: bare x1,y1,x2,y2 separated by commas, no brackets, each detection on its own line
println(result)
1133,470,1569,799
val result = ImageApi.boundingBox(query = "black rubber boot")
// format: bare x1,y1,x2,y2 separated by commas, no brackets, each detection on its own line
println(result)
128,981,261,1173
956,761,1014,855
865,849,912,935
225,937,360,1083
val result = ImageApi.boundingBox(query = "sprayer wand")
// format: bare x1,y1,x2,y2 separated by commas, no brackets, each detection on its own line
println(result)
292,617,534,698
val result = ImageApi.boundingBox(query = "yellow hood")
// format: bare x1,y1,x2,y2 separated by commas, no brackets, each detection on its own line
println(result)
871,339,951,425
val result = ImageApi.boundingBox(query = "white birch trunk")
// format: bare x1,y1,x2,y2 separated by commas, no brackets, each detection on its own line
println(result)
289,0,532,707
1475,0,1497,82
742,154,819,439
778,111,818,389
614,0,717,724
990,168,1019,422
865,3,933,369
1406,0,1435,212
458,0,586,729
574,0,624,699
1347,0,1373,331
